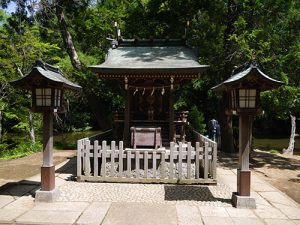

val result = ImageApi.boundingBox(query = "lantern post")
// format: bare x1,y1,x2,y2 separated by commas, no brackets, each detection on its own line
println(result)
11,60,81,202
212,63,283,208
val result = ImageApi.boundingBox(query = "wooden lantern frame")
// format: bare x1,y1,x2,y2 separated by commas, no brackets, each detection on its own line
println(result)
32,87,64,113
10,60,81,201
212,63,283,207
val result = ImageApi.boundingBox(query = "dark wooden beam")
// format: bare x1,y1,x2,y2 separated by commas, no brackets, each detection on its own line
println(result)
123,89,130,147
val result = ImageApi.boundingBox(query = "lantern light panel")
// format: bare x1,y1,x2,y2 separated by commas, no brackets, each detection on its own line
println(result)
230,89,257,110
36,88,52,107
34,88,62,108
54,89,61,107
239,89,256,108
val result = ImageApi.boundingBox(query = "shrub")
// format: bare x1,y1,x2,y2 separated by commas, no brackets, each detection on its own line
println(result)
0,141,42,159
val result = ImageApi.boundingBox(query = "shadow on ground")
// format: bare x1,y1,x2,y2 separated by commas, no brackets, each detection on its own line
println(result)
164,185,231,204
218,150,300,171
55,156,77,181
0,156,77,198
0,181,40,197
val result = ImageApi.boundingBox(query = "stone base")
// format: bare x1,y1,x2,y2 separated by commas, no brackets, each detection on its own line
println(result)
35,188,60,202
232,192,256,209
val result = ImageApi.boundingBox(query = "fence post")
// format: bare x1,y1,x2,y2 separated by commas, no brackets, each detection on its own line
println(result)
178,142,183,180
101,140,107,177
195,142,200,179
127,151,131,177
204,141,209,179
94,140,99,177
111,141,116,177
77,139,83,179
135,151,140,178
212,142,217,179
144,151,148,178
169,142,175,179
84,139,91,176
187,142,192,179
161,151,166,179
153,151,157,178
119,141,123,177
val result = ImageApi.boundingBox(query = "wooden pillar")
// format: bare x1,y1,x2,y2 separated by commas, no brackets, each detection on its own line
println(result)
237,114,252,196
41,112,55,191
169,90,174,142
123,89,130,147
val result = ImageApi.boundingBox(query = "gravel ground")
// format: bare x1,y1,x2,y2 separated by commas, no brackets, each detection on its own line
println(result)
58,181,232,206
97,161,201,179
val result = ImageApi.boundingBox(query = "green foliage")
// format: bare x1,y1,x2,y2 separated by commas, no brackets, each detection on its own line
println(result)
11,121,29,133
0,8,8,25
0,0,299,156
173,97,188,110
54,140,76,150
261,86,300,120
269,149,280,154
0,141,42,159
188,106,206,134
54,105,94,133
227,0,300,85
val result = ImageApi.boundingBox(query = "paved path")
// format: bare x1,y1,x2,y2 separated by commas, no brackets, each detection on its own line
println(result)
0,156,299,225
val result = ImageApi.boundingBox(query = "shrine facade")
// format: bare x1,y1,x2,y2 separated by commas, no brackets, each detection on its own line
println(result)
89,38,209,147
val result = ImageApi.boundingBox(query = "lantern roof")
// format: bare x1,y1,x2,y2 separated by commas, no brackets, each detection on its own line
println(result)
10,60,81,91
212,63,283,92
89,39,209,79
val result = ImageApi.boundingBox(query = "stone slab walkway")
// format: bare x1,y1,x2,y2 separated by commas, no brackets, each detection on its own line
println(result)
0,156,299,225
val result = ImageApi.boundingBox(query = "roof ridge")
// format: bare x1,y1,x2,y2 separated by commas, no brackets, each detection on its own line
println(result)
35,60,64,76
231,61,263,76
115,38,187,47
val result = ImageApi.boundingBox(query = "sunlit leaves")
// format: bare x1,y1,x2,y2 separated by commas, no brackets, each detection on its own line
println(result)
261,86,300,120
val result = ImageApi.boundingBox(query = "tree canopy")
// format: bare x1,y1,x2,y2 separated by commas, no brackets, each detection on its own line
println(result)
0,0,299,156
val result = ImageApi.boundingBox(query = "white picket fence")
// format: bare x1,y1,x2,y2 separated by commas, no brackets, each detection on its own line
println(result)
77,138,217,184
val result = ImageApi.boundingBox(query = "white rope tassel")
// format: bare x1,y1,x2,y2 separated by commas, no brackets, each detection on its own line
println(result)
133,87,138,95
54,111,62,126
151,87,155,96
161,86,165,95
142,88,145,96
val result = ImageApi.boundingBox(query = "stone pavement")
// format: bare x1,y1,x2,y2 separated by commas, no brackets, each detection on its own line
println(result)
0,156,299,225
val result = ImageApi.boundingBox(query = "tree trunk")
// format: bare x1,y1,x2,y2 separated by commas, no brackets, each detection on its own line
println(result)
29,109,35,144
219,0,240,153
283,114,296,155
219,95,235,153
85,93,112,130
55,1,82,70
54,2,112,131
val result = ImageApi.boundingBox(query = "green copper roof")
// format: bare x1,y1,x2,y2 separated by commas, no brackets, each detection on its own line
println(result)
89,46,209,75
11,60,81,91
212,64,283,92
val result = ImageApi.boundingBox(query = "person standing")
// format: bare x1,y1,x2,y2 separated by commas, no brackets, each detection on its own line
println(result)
208,118,218,142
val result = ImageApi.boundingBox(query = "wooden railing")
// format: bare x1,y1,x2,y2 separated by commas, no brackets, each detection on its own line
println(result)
193,130,218,179
77,137,217,184
87,129,113,143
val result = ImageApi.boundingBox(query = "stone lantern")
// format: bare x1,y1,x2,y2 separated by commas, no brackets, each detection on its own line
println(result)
11,60,81,201
212,63,283,208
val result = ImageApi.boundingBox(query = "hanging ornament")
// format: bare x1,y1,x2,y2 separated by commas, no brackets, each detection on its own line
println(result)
133,87,138,95
161,86,165,95
151,87,155,96
142,88,145,96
